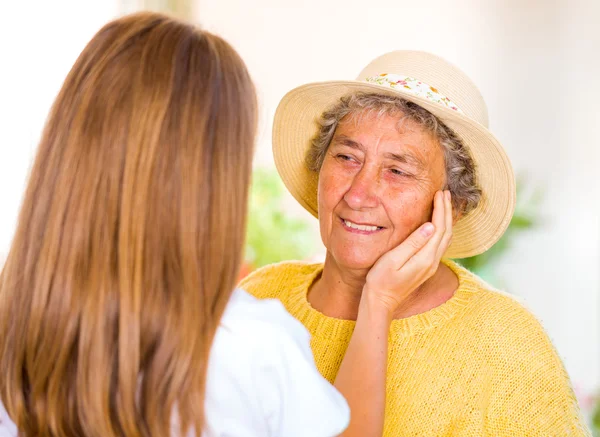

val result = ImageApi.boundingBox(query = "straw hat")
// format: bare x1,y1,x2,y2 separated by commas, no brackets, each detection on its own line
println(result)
273,50,515,259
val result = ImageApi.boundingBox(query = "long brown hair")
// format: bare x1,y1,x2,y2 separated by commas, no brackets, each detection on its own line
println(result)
0,12,257,437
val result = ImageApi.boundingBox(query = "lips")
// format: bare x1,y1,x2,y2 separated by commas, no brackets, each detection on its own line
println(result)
340,217,384,233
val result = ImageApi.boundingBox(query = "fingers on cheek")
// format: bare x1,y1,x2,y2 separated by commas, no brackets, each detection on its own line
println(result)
446,193,454,222
413,260,436,282
436,191,444,213
412,250,434,270
441,229,452,245
437,221,447,235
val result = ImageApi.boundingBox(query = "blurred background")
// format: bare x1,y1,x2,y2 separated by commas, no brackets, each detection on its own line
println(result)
1,0,599,430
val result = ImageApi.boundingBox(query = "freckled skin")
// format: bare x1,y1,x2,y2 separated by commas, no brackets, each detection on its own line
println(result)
318,112,447,271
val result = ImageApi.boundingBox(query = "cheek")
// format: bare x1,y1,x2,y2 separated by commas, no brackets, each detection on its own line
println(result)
387,190,434,234
317,166,344,245
318,164,347,211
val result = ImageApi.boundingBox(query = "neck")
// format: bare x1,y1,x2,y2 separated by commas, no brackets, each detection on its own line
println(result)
308,254,459,321
308,253,367,320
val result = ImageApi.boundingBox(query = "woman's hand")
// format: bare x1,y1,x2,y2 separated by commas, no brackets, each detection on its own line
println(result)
364,190,454,317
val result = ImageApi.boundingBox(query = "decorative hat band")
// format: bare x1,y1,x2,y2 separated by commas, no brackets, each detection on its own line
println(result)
364,74,463,114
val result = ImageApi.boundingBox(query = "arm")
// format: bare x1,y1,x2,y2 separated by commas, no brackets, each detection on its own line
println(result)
333,294,392,437
486,320,591,436
335,190,453,437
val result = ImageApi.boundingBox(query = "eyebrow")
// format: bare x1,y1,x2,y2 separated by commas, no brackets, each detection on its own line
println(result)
384,152,425,170
332,135,365,152
332,135,425,170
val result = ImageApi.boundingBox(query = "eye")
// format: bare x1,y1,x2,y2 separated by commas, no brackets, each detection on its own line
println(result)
336,154,353,161
390,168,407,176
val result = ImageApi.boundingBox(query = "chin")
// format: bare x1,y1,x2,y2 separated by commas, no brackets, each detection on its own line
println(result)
332,249,380,271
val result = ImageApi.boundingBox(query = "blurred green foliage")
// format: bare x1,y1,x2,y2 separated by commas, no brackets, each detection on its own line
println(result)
244,168,315,269
593,405,600,436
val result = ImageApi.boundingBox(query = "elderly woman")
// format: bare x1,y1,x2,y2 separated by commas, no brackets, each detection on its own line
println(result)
241,51,590,436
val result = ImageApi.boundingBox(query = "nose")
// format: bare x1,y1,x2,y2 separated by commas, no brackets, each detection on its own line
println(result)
343,166,380,210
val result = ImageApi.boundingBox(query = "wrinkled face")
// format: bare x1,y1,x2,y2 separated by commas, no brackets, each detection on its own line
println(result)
318,112,447,270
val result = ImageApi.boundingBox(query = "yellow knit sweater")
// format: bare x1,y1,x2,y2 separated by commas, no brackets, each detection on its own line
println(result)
239,260,590,436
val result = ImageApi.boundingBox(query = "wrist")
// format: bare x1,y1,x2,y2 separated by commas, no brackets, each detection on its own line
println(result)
359,288,395,326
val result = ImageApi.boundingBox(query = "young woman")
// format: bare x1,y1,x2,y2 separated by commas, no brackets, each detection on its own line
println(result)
0,12,349,437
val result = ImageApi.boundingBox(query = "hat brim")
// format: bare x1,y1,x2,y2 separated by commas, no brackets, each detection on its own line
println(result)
273,80,516,259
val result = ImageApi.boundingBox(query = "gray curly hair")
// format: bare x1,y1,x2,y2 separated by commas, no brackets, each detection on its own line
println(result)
306,93,482,215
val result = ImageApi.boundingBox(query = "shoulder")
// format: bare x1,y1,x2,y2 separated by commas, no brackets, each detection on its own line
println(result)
211,288,327,387
477,292,589,434
219,287,309,344
449,261,548,333
0,402,16,437
448,266,591,433
205,289,350,436
479,291,561,368
237,261,323,300
474,284,552,348
449,261,567,371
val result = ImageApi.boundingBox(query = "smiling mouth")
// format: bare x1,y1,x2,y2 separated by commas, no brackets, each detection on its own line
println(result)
341,218,384,233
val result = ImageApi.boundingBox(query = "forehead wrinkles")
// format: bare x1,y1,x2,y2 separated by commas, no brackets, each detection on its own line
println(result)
337,110,439,156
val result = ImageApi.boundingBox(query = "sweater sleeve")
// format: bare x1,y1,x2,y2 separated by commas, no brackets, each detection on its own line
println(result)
485,310,591,436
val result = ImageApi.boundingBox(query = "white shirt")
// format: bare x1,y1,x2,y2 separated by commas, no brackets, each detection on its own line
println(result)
0,289,350,437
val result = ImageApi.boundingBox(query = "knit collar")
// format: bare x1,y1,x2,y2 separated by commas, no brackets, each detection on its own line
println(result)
284,260,483,341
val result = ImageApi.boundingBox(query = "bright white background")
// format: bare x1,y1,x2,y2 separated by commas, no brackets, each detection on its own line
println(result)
1,0,599,413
